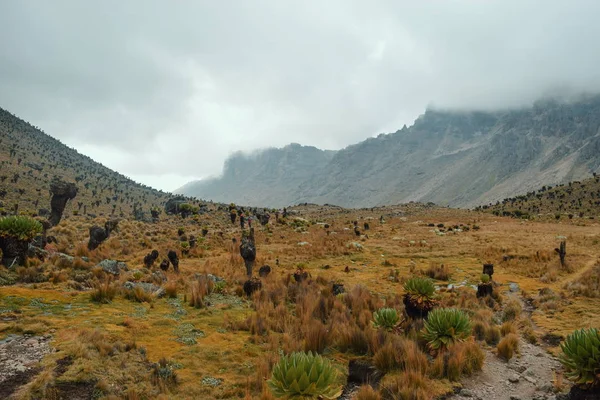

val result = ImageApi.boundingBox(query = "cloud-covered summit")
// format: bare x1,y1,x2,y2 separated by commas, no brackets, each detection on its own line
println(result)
1,1,599,190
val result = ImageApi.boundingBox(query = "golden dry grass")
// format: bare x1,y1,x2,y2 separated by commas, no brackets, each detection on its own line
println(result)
1,203,599,397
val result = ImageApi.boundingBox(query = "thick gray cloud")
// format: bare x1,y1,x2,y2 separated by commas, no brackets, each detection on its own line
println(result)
1,1,600,191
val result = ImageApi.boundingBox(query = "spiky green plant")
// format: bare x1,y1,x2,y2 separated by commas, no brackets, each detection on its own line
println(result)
403,277,437,316
404,277,435,299
559,328,600,386
0,216,43,241
422,308,472,351
373,308,400,331
480,274,490,284
268,352,342,399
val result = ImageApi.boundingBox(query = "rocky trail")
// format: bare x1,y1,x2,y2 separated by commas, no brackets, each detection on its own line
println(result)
0,334,52,399
448,288,565,400
448,338,563,400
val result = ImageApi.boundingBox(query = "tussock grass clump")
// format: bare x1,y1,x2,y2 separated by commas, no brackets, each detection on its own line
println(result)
502,299,522,322
150,357,179,393
123,286,153,303
355,385,381,400
485,325,502,345
497,333,519,361
379,370,433,400
189,275,213,308
373,336,429,374
334,323,370,355
500,321,517,336
303,319,330,353
520,318,537,344
472,321,487,341
424,263,451,281
90,281,117,303
430,341,485,381
164,281,178,298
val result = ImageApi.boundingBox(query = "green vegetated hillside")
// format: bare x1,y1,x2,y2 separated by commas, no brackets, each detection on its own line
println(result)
179,95,600,208
0,108,206,219
477,174,600,219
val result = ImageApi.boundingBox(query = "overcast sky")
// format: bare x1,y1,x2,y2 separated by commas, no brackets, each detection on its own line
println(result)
1,1,600,191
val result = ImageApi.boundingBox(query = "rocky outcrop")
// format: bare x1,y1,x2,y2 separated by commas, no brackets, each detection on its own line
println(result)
97,259,128,275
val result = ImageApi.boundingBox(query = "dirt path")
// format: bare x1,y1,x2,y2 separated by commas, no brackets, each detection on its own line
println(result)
448,288,564,400
448,338,562,400
0,334,52,399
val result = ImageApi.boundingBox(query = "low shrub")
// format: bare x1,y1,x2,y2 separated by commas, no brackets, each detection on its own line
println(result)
497,333,519,361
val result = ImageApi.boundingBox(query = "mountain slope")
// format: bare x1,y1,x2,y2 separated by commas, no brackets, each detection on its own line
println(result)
477,174,600,219
177,143,336,206
178,96,600,208
0,107,191,218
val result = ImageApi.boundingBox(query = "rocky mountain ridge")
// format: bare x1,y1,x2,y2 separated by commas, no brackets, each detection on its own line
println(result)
179,96,600,208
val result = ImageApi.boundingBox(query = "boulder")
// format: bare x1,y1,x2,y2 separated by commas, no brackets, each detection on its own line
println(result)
123,282,165,298
97,259,128,275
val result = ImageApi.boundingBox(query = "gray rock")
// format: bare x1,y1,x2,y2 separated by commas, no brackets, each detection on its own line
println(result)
152,270,168,283
509,282,520,292
459,389,474,397
123,281,165,298
508,374,520,383
98,259,128,275
524,376,537,384
537,383,553,393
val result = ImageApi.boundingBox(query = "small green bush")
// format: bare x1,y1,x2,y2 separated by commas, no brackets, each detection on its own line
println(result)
559,328,600,386
373,308,400,331
0,216,43,241
422,308,472,351
268,352,342,399
404,277,435,299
